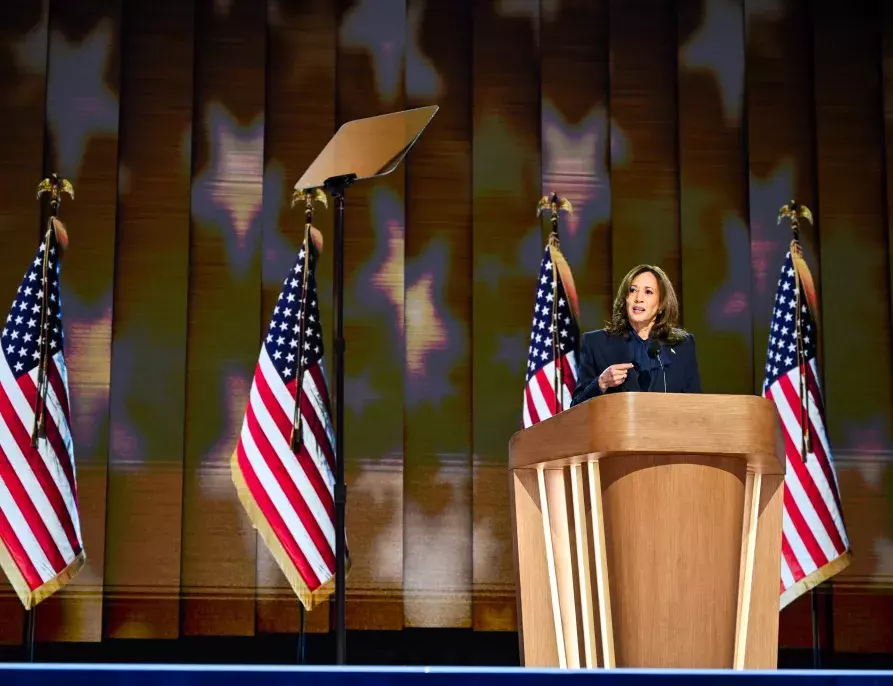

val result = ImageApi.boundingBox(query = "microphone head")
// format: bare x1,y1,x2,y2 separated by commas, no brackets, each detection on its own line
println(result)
647,339,660,359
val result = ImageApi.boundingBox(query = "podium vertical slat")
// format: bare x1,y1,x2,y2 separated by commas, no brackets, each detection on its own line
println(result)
570,464,597,667
537,468,566,668
587,460,615,667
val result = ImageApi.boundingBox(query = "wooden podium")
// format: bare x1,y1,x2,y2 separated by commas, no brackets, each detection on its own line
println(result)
508,393,786,670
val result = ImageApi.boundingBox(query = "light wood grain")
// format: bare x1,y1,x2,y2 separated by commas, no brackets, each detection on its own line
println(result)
509,393,784,474
509,393,785,669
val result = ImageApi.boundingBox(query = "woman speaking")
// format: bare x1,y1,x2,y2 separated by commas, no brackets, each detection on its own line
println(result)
571,265,701,406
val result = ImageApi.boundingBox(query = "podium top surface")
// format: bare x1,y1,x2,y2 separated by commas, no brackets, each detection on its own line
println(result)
294,106,438,191
509,393,785,475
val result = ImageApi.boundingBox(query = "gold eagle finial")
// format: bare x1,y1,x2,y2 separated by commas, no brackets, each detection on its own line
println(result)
36,174,74,213
777,200,812,227
537,192,573,218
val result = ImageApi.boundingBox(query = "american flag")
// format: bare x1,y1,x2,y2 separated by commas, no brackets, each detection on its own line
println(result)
231,235,340,610
522,241,579,428
0,226,83,609
762,246,850,608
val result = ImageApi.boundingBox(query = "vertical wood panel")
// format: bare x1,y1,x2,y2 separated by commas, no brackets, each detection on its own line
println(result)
104,0,191,640
40,0,120,642
257,0,335,635
403,0,473,628
609,0,681,286
0,0,48,645
335,0,406,631
541,0,611,334
745,0,821,649
745,0,818,396
813,0,893,650
472,0,540,631
678,0,751,393
814,3,893,451
180,0,266,636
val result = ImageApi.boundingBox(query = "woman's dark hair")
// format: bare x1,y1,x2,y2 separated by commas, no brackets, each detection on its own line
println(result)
605,264,688,344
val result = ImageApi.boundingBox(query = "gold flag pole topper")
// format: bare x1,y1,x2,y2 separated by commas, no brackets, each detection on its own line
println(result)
32,174,73,448
778,200,815,462
288,187,327,452
537,192,574,413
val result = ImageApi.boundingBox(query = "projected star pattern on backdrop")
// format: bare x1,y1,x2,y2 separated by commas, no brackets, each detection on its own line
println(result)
0,0,890,642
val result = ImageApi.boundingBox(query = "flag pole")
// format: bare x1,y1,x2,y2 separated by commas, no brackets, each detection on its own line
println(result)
778,200,821,669
33,174,73,449
289,188,327,453
22,173,74,664
537,192,573,413
290,188,326,666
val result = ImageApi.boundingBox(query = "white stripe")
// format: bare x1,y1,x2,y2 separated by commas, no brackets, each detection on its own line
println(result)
28,360,82,547
258,351,326,448
782,504,816,579
301,370,336,487
259,351,335,482
0,364,75,564
249,381,335,551
239,420,332,582
257,350,335,492
780,540,796,589
0,473,55,582
803,369,848,547
308,360,336,449
564,351,578,382
529,367,555,420
522,395,532,429
770,379,840,561
0,407,75,570
561,381,573,411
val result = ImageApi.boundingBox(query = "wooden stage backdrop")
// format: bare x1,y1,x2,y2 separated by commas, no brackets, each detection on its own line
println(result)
0,0,890,656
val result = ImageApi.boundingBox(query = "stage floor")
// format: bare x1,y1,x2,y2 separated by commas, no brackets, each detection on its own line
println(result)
2,665,893,686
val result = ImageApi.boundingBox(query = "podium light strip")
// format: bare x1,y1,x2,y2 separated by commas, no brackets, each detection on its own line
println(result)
734,473,762,669
537,467,567,668
587,460,615,668
570,464,596,667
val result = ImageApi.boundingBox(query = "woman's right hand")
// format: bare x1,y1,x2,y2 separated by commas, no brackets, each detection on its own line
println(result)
598,363,634,393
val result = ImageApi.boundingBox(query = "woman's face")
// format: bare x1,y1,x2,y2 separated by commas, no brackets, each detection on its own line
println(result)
626,271,661,331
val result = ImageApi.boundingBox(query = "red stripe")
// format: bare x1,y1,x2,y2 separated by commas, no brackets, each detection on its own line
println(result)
781,531,806,583
255,368,334,519
295,366,336,472
0,386,69,571
0,499,42,590
236,440,321,591
19,369,78,509
561,354,576,393
804,364,844,516
775,377,847,554
766,387,828,569
0,441,66,576
782,471,827,569
534,369,558,416
244,397,335,571
3,378,80,554
524,384,541,426
308,363,332,417
47,357,71,424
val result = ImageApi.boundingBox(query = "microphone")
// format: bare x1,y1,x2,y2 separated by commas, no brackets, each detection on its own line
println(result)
647,339,667,393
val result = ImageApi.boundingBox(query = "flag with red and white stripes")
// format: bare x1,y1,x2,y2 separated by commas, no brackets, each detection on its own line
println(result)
231,233,340,610
522,240,579,428
762,245,850,608
0,225,83,609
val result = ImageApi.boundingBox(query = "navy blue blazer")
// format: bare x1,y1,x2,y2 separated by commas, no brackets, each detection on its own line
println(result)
570,329,702,406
